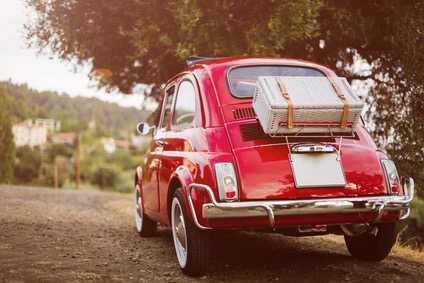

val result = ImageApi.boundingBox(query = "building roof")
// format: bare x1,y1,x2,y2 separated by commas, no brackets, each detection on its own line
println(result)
52,132,76,143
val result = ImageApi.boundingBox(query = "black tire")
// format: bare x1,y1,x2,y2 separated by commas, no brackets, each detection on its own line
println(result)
344,223,397,261
171,188,210,276
135,185,157,237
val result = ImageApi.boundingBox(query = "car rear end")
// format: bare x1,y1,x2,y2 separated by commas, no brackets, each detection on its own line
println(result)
188,58,414,233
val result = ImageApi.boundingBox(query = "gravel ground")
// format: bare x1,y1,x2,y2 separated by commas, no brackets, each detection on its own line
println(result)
0,185,423,283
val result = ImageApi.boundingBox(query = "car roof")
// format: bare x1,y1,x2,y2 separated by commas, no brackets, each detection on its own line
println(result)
166,57,336,85
188,56,334,73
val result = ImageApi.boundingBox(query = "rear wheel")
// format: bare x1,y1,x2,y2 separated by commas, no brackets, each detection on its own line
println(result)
135,185,157,237
344,223,397,261
171,188,209,276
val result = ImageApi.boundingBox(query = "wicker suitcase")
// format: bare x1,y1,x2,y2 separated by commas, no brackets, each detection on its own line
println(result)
252,76,364,135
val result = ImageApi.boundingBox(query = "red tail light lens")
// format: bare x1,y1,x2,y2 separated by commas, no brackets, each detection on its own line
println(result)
214,163,239,202
381,160,401,195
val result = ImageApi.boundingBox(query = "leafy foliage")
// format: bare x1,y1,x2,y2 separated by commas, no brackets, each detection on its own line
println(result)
24,0,323,94
24,1,424,191
14,146,42,183
0,86,15,183
91,165,119,189
1,80,150,136
1,80,147,191
45,143,74,163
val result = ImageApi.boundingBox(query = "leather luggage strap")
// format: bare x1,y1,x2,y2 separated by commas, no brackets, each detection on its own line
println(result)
276,78,294,128
328,76,349,128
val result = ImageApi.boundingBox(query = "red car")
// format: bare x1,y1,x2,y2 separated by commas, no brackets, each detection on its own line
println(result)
134,57,414,276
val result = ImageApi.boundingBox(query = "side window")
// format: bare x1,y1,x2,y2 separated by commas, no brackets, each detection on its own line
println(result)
173,80,197,129
150,96,164,127
159,86,175,130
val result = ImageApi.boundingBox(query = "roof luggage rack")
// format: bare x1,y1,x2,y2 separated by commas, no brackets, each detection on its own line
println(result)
267,125,356,139
186,56,225,66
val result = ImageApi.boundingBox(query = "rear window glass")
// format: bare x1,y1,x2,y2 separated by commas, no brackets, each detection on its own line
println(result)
228,66,325,98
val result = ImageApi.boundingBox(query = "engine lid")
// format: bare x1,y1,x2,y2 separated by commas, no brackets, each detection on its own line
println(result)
226,121,387,201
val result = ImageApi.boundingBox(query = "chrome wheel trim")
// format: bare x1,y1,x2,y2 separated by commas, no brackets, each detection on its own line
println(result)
171,197,188,268
135,185,143,232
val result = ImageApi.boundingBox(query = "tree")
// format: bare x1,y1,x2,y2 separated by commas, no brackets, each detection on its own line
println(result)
24,0,323,94
25,0,424,192
14,146,41,184
0,86,15,183
0,80,150,136
45,143,73,163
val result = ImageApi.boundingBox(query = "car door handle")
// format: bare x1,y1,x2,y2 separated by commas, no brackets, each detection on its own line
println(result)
155,140,167,146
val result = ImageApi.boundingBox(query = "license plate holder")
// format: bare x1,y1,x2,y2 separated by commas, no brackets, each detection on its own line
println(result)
290,150,346,188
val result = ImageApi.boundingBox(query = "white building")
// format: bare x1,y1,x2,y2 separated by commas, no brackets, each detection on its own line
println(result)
33,118,61,132
12,122,48,147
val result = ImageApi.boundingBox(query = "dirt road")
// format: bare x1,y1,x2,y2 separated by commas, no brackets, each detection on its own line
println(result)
0,185,423,282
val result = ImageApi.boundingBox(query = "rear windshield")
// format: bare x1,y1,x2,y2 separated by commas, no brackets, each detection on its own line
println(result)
228,66,325,98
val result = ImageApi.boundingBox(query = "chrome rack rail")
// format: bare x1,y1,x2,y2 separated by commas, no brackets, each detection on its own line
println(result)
268,124,356,139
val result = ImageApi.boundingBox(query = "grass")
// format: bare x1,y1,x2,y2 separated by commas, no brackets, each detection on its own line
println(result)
326,230,424,263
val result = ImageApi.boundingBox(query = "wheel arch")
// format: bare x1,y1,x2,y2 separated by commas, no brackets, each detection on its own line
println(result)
167,165,195,224
134,166,143,191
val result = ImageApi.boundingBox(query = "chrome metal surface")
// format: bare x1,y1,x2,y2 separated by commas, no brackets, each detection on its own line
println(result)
135,185,143,232
171,197,188,268
136,122,155,136
155,140,167,146
187,177,414,230
268,127,356,138
291,144,336,153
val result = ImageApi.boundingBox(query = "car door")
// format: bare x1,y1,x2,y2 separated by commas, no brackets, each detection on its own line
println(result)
143,85,176,213
157,77,201,218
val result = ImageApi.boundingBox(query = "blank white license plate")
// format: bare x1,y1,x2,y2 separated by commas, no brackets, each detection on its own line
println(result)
290,152,346,188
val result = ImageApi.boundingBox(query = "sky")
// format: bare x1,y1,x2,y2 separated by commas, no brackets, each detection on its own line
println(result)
0,0,146,109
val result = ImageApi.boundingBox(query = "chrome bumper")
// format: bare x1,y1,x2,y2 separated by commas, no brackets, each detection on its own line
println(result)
187,178,414,230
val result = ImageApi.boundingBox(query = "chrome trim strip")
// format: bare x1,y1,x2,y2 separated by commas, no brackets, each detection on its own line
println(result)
187,178,414,230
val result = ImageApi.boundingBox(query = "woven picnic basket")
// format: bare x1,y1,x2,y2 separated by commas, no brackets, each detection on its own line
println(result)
252,76,364,135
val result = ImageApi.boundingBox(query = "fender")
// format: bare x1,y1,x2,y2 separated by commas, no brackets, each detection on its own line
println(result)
168,165,196,221
135,166,143,186
172,165,194,198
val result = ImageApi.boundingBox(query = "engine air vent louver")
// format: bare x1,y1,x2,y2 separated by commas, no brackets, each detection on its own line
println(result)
232,107,256,120
239,122,359,142
239,123,269,141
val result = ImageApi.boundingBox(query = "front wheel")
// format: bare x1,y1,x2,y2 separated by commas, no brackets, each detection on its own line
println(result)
171,188,210,276
135,185,157,237
344,223,397,261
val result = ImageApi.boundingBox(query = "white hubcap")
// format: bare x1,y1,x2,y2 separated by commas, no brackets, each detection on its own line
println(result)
171,197,188,268
135,186,143,232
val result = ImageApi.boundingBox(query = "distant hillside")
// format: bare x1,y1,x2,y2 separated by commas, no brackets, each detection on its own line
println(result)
0,80,151,137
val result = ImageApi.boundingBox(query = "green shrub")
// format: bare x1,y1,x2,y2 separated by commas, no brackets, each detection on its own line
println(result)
411,197,424,227
114,170,134,194
106,150,135,171
38,157,70,188
13,146,42,183
399,196,424,249
91,165,119,189
45,143,73,163
0,88,15,183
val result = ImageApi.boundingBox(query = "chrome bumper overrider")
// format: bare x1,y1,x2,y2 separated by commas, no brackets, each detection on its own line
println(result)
187,178,414,230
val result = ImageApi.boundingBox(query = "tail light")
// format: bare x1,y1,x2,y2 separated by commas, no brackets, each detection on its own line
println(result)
214,162,239,201
381,159,401,194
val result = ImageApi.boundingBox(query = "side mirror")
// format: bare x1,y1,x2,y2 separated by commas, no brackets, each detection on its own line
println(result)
136,122,154,136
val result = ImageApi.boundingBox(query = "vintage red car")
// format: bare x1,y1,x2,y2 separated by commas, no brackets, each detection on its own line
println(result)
134,57,414,276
